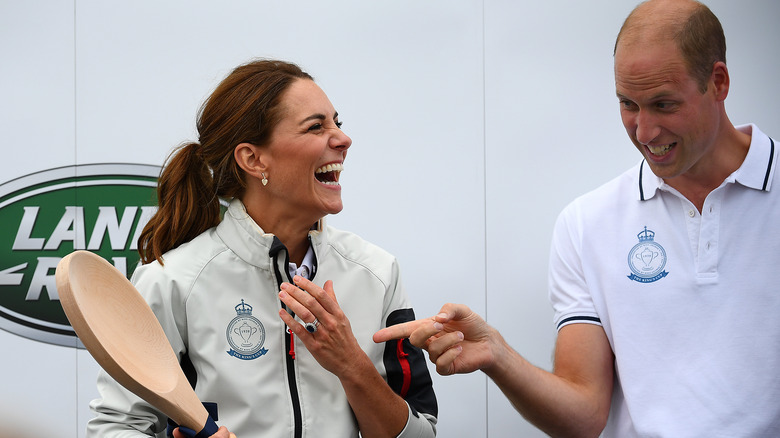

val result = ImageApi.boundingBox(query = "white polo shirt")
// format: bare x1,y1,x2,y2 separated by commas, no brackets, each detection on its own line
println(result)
549,124,780,437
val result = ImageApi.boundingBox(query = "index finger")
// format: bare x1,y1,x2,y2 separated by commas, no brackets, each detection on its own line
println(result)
372,318,441,344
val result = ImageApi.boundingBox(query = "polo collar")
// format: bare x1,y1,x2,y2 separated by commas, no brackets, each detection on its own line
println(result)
732,124,775,191
637,124,776,201
636,159,662,201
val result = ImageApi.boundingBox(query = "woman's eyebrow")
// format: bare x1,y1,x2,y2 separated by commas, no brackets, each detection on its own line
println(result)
299,113,326,125
299,112,339,125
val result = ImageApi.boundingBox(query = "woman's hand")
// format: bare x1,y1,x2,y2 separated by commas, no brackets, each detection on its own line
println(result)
278,276,365,377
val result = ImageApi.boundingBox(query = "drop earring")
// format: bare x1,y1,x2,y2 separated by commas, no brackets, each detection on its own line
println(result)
261,173,268,186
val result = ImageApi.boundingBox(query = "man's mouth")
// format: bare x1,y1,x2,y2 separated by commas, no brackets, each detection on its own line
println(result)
647,142,675,157
315,163,343,186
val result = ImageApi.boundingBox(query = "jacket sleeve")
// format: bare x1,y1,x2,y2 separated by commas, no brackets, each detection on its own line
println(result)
380,261,438,438
86,369,167,437
86,262,187,438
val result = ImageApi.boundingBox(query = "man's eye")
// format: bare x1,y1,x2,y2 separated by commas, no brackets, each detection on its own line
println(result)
619,100,636,110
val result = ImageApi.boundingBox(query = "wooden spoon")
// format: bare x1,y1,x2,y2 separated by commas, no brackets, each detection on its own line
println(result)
56,250,219,437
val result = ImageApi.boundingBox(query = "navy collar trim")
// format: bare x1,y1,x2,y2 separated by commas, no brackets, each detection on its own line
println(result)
762,137,775,191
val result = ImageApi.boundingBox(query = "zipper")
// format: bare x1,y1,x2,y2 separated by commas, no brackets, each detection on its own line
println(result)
270,237,303,438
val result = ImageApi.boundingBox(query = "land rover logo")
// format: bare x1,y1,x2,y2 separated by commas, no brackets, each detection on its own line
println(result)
0,164,160,348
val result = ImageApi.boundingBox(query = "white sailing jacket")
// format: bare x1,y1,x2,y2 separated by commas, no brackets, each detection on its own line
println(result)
86,199,438,438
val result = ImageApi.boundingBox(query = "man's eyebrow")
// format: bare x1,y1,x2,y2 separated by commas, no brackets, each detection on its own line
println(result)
615,91,673,101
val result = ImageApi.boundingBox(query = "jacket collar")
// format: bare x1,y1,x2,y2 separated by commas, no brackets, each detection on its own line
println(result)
216,198,327,269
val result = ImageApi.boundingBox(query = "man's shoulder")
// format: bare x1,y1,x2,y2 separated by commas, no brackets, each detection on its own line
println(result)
564,161,644,214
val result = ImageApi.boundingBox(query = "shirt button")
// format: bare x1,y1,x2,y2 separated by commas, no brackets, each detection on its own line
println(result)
688,209,696,217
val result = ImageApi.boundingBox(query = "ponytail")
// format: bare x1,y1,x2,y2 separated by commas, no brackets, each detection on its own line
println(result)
138,142,221,264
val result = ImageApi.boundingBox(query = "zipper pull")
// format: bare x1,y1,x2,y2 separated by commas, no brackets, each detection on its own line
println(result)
288,328,296,360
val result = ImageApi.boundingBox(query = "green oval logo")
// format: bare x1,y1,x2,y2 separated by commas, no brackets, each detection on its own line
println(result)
0,164,160,348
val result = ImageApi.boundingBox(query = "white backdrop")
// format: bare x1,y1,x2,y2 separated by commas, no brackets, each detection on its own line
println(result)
1,1,778,437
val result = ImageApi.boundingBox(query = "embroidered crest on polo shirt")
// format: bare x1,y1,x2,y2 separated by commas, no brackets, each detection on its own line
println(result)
226,299,268,360
627,227,669,283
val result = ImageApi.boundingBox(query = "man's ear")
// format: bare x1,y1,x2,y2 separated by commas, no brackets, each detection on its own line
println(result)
710,61,730,102
234,143,267,178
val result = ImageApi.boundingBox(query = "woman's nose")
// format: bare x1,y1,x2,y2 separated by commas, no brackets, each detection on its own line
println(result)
330,129,352,151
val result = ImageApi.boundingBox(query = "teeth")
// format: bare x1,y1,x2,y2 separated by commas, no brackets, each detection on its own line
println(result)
315,163,343,186
648,143,675,156
316,163,344,174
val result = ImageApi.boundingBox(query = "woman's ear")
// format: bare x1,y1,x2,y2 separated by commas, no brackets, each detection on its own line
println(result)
234,143,267,178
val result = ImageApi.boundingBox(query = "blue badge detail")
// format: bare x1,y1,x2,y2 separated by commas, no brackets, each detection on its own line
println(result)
226,299,268,360
627,227,669,283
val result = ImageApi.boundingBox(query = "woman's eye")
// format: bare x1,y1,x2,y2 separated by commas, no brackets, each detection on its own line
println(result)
307,123,323,132
335,121,343,129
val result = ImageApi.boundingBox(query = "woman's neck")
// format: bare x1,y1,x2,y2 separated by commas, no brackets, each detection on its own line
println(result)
241,197,316,266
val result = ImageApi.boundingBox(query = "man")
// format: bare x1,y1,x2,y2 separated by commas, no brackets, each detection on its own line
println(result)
374,0,780,436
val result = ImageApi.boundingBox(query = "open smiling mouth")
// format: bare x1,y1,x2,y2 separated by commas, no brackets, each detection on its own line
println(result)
315,163,343,186
647,142,676,157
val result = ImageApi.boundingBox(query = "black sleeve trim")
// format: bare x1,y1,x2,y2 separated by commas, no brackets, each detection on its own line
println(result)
556,315,601,330
383,308,438,417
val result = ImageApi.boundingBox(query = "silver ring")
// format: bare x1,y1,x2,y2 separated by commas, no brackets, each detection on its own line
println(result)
305,319,320,333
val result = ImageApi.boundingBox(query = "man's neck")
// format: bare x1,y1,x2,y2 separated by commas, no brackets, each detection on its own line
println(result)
664,126,751,212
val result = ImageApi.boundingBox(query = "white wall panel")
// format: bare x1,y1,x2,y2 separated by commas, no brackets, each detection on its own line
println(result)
0,1,78,437
708,0,780,131
0,0,76,175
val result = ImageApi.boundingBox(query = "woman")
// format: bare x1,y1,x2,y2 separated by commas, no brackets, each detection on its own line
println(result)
86,59,438,438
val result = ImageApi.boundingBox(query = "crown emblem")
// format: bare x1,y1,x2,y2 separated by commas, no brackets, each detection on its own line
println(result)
627,226,668,283
637,226,655,242
226,299,267,360
235,299,253,316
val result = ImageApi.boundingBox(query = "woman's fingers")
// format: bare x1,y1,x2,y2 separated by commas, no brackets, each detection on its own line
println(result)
278,282,318,323
290,276,340,311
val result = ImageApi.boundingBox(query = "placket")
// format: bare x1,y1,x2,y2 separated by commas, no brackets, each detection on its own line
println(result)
683,193,722,282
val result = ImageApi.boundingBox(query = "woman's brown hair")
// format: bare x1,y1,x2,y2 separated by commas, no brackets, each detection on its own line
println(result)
138,59,313,264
